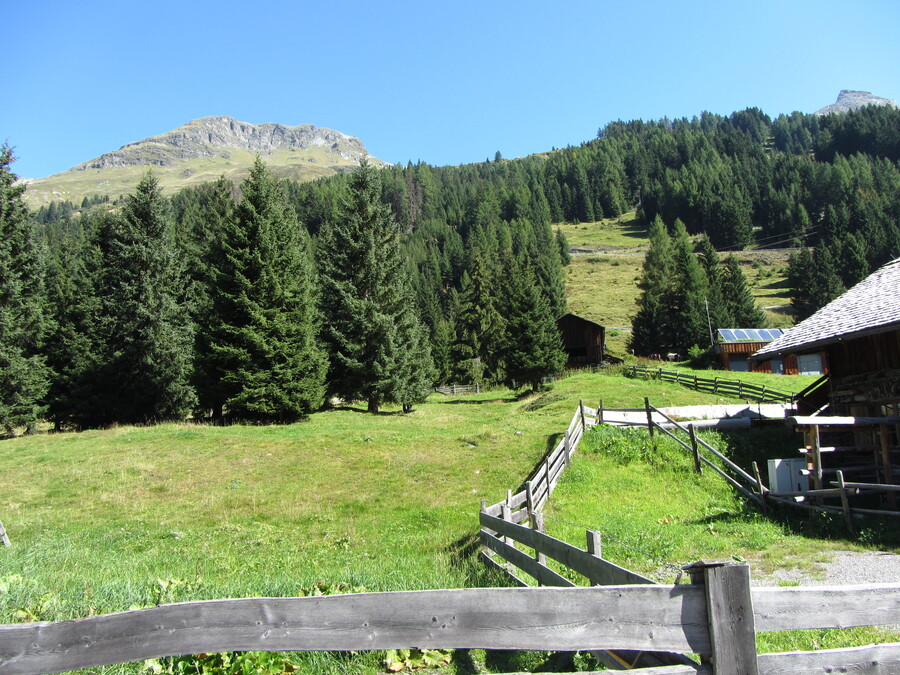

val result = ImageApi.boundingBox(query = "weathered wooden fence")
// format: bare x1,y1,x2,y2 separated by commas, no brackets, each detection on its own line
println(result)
473,400,900,672
625,366,796,404
2,569,899,675
432,383,482,395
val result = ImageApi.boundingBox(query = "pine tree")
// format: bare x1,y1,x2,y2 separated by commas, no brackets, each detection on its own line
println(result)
501,257,566,392
695,235,730,331
0,146,50,434
202,159,326,421
188,177,238,417
787,248,818,321
451,254,505,384
629,216,673,355
668,220,711,353
319,159,434,413
721,256,765,327
99,172,196,424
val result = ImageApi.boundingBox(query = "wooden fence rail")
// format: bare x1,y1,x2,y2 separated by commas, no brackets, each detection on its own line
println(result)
625,366,797,404
3,570,899,675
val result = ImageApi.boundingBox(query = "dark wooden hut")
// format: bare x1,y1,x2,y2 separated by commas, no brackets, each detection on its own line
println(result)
556,313,606,369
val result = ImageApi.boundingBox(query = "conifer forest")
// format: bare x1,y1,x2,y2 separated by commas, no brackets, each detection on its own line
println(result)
3,104,899,432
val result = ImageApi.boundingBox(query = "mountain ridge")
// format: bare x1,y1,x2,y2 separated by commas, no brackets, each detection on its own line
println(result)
815,90,897,116
74,116,371,171
23,116,386,207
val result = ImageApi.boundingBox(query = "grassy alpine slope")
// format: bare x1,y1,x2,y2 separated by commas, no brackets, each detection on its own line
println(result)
557,212,795,356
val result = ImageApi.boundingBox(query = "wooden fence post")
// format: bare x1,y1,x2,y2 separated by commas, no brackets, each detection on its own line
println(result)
836,470,855,535
598,399,604,425
586,530,602,586
525,480,535,526
752,461,768,515
579,400,586,431
0,519,9,547
501,503,513,545
688,424,702,474
644,397,655,438
685,561,758,674
544,458,552,498
880,425,896,509
563,431,571,466
533,512,547,566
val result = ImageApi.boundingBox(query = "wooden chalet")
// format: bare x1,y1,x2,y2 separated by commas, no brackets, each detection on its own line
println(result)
752,258,900,517
717,328,827,375
556,313,607,369
753,257,900,417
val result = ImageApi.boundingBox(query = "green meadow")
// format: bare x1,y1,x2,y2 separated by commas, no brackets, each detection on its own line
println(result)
5,368,889,672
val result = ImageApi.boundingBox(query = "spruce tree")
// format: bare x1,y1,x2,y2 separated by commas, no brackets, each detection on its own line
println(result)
99,172,196,424
629,216,673,355
451,254,505,384
189,177,239,418
721,256,765,327
319,159,434,413
0,146,50,434
695,235,730,331
202,159,326,421
669,220,711,353
501,256,566,392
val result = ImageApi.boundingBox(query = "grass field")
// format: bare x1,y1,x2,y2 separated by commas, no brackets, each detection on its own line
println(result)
557,213,796,355
1,368,876,673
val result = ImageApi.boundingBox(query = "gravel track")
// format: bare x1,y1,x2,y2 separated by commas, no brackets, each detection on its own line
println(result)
759,550,900,586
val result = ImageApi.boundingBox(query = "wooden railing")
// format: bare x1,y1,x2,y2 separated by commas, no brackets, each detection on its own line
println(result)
2,570,898,675
625,365,797,403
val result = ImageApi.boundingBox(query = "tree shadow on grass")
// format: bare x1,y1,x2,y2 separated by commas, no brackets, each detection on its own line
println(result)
326,405,404,416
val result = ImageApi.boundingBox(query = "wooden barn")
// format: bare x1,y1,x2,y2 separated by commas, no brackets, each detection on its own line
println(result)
753,257,900,417
717,328,827,375
556,313,606,369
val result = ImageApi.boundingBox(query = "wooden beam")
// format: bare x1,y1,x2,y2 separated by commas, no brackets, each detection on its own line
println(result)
702,564,758,675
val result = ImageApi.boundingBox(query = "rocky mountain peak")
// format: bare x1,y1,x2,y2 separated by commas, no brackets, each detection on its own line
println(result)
74,116,372,171
815,90,897,116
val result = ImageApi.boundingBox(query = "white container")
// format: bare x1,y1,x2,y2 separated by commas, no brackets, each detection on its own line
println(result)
767,458,809,494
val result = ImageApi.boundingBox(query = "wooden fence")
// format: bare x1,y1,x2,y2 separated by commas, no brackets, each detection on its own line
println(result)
625,366,796,404
473,400,900,672
3,568,899,675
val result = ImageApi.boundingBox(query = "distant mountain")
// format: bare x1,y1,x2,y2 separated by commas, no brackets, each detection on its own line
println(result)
23,116,387,208
815,90,897,116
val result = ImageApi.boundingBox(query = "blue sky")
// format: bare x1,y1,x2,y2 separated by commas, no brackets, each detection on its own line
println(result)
6,0,899,179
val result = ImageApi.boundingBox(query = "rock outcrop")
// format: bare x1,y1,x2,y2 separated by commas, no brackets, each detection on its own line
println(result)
815,90,897,116
74,116,371,171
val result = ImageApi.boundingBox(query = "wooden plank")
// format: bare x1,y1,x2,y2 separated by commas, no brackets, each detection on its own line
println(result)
0,586,712,675
0,520,9,547
480,529,575,588
703,564,758,675
752,584,900,631
756,642,900,675
480,551,529,587
699,456,762,505
480,513,654,586
789,416,900,426
831,481,900,493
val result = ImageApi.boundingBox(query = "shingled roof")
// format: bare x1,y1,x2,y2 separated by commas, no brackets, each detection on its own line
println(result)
754,257,900,359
